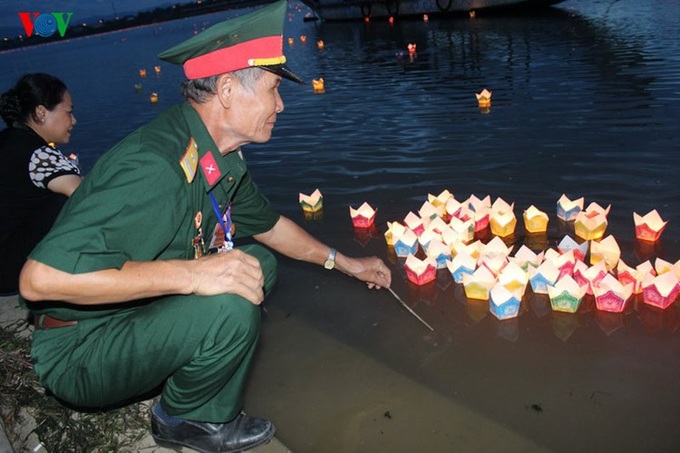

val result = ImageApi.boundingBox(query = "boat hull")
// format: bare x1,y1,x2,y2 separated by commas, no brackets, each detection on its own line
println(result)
301,0,567,21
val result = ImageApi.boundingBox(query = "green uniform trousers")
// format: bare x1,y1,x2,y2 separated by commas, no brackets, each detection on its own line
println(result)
31,244,277,423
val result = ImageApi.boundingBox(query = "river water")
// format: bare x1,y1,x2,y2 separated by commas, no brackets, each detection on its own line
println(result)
1,0,679,451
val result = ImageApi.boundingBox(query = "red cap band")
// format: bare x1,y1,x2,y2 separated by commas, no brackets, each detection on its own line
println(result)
183,35,283,79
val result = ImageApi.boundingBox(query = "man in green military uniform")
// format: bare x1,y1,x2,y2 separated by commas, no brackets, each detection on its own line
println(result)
19,1,392,452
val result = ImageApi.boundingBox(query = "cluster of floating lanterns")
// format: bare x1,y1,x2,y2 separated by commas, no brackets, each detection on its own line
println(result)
299,189,679,320
136,67,162,103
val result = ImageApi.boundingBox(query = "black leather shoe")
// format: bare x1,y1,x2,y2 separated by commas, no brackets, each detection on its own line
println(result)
151,405,275,453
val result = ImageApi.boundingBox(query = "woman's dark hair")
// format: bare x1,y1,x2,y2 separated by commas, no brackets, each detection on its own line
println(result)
0,73,67,127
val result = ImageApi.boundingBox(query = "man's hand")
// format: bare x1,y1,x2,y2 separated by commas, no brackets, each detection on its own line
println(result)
337,255,392,290
189,249,265,304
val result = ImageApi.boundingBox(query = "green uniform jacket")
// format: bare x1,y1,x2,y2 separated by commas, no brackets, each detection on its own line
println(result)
26,102,280,320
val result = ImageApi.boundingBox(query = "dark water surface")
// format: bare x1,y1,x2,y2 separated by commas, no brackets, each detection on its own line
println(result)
2,0,679,451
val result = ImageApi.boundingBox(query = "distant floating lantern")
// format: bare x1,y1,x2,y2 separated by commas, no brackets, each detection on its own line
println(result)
139,68,147,77
423,14,429,22
469,10,477,19
407,43,417,54
288,37,294,45
154,65,161,74
312,78,325,94
364,16,370,23
317,40,324,49
149,92,158,103
300,35,307,42
476,88,492,108
388,16,394,25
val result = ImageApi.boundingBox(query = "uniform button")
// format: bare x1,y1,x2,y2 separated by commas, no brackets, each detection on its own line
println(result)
227,176,234,183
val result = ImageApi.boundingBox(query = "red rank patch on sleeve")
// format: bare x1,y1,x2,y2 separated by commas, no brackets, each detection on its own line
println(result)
200,151,221,186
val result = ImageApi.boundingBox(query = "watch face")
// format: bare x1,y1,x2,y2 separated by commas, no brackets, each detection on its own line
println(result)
324,259,335,270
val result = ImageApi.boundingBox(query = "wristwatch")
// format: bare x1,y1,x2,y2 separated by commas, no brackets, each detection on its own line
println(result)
324,248,337,270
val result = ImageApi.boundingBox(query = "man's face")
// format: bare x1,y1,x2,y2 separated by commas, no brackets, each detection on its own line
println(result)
227,70,284,145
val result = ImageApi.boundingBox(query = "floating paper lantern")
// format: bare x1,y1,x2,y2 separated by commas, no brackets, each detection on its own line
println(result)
472,208,491,233
585,202,611,217
528,260,560,294
452,239,483,261
481,236,513,260
633,209,668,242
544,248,576,280
404,254,437,286
508,245,544,272
593,274,633,313
573,260,607,295
425,217,449,237
574,210,608,241
480,254,509,278
316,40,324,49
299,189,323,213
384,221,407,246
497,261,528,298
590,235,620,271
300,35,307,42
489,283,521,320
449,216,475,244
475,89,492,108
393,228,419,257
424,238,451,269
445,197,463,220
523,205,549,233
419,200,442,221
364,16,370,23
154,65,161,74
557,235,588,262
149,92,158,103
616,259,654,295
388,16,394,25
423,14,429,22
556,194,584,221
312,78,325,94
490,209,516,238
139,68,147,77
288,37,294,45
641,271,679,309
417,229,439,252
446,251,477,283
403,211,425,236
467,194,491,211
548,275,587,313
463,265,497,300
469,10,477,18
408,43,417,54
350,202,377,228
654,257,674,275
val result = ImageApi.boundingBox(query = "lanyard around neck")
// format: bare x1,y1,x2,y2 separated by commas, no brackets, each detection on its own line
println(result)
209,191,233,250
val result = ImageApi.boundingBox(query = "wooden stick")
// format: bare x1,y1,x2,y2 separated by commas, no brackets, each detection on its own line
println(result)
386,287,434,332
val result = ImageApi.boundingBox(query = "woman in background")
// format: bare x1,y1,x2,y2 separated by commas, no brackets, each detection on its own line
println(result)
0,73,81,294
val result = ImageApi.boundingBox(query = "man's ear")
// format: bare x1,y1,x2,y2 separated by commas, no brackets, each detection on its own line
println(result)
216,74,233,109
